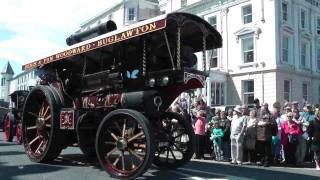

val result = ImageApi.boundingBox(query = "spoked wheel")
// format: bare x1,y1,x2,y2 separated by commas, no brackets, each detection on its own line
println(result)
22,86,65,162
153,112,195,169
96,109,155,179
76,112,99,157
4,113,13,142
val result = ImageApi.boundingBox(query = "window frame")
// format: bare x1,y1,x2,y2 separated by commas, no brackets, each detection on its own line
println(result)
211,82,225,106
317,45,320,71
282,35,290,63
282,2,288,22
302,83,308,102
208,49,218,68
300,8,307,29
242,36,254,63
284,80,291,102
181,0,187,8
1,78,5,86
242,4,252,24
242,80,254,105
318,85,320,103
300,42,307,68
127,7,135,21
317,16,320,35
208,16,217,29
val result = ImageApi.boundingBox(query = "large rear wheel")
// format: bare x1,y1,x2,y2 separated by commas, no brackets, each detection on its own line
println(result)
22,86,65,162
96,109,155,179
153,112,195,169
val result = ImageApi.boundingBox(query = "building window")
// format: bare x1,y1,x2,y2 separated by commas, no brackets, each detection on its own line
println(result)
301,9,306,29
208,49,218,68
181,0,187,8
282,36,289,62
243,80,254,104
317,46,320,70
128,8,135,21
302,83,308,102
301,42,307,67
242,4,252,24
208,16,217,29
242,37,254,63
211,82,225,106
1,78,5,86
284,80,291,102
317,16,320,35
282,2,288,22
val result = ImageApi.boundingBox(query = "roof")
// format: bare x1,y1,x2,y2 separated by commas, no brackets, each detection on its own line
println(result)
1,62,14,75
23,12,222,71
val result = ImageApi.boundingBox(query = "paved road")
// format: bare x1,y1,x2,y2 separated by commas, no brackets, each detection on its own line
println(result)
0,131,319,180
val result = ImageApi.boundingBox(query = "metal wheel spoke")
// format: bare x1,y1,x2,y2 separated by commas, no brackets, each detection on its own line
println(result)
173,144,185,154
166,147,169,162
121,151,125,171
174,132,185,139
114,122,122,134
39,103,45,117
106,147,118,158
128,131,144,143
122,119,127,138
27,126,37,130
113,155,121,166
169,147,177,161
44,115,51,121
42,106,49,118
129,149,143,161
29,136,40,146
128,150,136,169
35,140,44,153
45,124,51,128
104,141,116,145
107,130,119,141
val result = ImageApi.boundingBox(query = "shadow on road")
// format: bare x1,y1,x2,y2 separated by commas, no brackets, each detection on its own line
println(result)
0,150,26,156
0,162,65,180
50,153,101,169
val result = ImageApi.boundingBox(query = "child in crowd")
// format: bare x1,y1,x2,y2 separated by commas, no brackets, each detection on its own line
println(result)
211,121,224,161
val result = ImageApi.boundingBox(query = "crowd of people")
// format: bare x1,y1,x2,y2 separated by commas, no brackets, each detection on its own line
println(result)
171,97,320,170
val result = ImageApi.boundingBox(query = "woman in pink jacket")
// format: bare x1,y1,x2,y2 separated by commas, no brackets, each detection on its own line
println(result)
281,112,301,165
194,110,206,159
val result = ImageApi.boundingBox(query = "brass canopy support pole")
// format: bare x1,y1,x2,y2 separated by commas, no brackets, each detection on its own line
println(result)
163,30,175,70
142,39,146,76
177,27,181,70
202,35,207,72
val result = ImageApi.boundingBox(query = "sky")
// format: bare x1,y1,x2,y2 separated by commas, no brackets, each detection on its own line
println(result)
0,0,121,76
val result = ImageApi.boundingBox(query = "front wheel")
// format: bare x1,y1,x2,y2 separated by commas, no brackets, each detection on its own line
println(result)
22,86,65,162
96,109,155,179
153,112,195,169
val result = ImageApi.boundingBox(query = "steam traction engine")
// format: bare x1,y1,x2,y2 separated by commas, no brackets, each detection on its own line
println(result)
21,13,222,179
4,90,29,144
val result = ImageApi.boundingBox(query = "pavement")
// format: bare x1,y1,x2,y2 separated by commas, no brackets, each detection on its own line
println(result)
0,131,319,180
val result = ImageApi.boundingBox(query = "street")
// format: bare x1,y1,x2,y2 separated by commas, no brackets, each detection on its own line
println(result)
0,131,319,180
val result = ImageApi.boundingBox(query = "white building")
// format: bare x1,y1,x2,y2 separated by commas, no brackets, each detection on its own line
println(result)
0,62,14,102
158,0,320,107
77,0,160,33
9,70,37,95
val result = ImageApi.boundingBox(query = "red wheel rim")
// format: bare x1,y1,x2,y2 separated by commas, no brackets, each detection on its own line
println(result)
97,115,147,177
4,114,11,142
24,94,52,157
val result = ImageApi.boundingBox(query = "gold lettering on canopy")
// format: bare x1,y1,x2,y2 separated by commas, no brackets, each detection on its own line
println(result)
23,19,166,70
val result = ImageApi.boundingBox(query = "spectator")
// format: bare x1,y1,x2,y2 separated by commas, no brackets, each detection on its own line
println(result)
281,112,301,165
272,102,282,163
244,110,258,164
299,104,315,162
230,105,247,165
307,109,320,170
253,98,261,117
220,111,231,161
194,110,206,159
210,121,224,161
227,109,233,121
292,101,299,112
256,112,277,167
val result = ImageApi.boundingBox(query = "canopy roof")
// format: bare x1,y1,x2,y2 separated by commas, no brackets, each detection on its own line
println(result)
23,12,222,71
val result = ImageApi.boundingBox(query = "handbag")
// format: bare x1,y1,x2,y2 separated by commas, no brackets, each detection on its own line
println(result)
288,134,298,144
